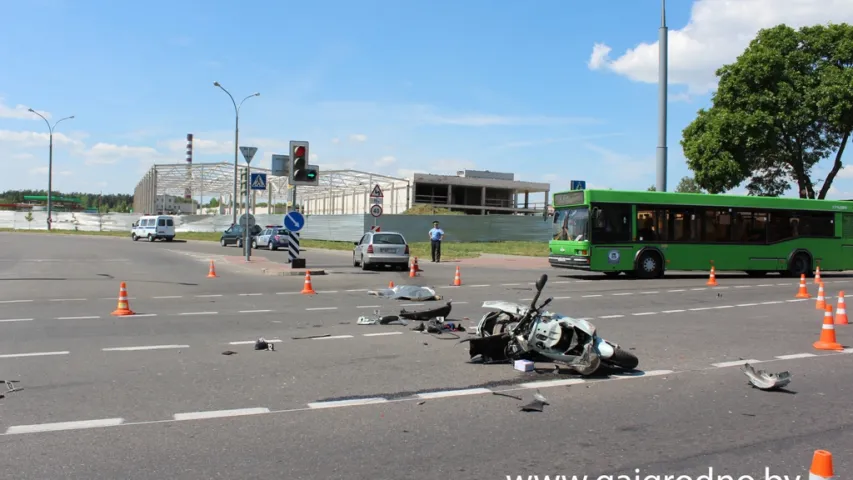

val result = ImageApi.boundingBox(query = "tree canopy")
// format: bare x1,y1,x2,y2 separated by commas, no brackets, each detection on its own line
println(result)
681,23,853,198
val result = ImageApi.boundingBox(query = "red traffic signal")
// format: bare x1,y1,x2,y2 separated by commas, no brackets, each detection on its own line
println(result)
293,146,305,157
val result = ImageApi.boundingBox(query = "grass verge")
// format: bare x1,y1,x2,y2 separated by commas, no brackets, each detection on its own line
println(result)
0,228,549,260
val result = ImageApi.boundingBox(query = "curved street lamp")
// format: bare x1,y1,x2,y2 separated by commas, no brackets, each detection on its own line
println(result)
213,82,260,225
28,108,74,230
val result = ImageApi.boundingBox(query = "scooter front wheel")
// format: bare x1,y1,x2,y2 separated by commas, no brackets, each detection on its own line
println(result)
607,346,639,370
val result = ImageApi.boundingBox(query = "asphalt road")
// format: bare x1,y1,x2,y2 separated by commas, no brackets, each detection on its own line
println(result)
0,232,851,479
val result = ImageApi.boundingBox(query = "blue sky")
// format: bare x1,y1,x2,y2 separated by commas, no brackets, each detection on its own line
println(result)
1,0,851,203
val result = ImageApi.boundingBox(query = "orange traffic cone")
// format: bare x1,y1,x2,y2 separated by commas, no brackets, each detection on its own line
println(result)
814,304,843,351
111,282,135,316
207,260,218,278
809,450,834,480
409,262,417,278
388,280,395,288
795,274,811,299
814,266,822,284
301,270,316,295
706,266,717,286
835,291,848,325
452,266,462,286
413,257,421,272
816,282,826,310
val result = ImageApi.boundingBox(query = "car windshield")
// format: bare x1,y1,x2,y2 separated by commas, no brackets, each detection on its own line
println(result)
373,233,405,245
555,207,589,241
274,229,287,235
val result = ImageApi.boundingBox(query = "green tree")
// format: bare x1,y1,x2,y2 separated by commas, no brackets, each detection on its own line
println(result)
674,176,703,193
681,23,853,198
647,185,656,191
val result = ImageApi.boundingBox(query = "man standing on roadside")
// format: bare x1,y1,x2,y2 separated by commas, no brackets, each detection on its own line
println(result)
429,220,444,262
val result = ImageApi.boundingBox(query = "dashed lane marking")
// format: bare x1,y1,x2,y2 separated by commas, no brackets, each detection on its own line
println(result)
178,311,217,316
238,293,263,297
239,309,272,313
229,339,282,345
0,318,33,323
173,408,270,421
3,350,851,435
102,345,189,352
0,300,33,304
0,351,69,359
311,335,353,340
363,332,403,337
305,307,337,311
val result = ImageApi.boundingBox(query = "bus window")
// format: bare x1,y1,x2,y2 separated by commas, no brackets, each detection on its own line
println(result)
669,209,699,242
636,207,667,242
554,207,588,241
591,204,631,243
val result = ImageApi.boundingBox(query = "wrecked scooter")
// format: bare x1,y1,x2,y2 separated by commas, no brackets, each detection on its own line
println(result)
463,273,639,375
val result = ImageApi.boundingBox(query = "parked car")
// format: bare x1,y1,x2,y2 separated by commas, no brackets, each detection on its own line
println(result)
353,231,410,270
220,224,262,248
253,225,289,250
131,215,175,242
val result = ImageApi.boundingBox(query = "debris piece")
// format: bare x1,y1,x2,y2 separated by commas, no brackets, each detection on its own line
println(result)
367,285,442,301
741,363,791,390
520,390,550,412
222,350,238,355
254,338,276,351
492,392,522,400
2,380,21,393
357,309,408,326
514,360,535,372
417,401,426,405
400,302,452,321
292,334,331,340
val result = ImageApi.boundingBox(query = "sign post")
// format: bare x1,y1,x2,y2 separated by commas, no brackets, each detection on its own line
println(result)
369,184,383,229
240,146,257,261
283,210,305,268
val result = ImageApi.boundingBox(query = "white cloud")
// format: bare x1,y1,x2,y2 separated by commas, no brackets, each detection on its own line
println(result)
332,138,340,144
588,0,853,95
0,130,84,149
83,143,163,166
349,134,367,142
583,143,652,183
0,98,51,120
375,155,396,167
28,166,72,176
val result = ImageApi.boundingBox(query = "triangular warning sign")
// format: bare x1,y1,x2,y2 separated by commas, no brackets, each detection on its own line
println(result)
369,184,383,198
252,175,266,188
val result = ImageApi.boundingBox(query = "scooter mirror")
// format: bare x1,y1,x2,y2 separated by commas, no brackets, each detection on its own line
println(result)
535,274,548,291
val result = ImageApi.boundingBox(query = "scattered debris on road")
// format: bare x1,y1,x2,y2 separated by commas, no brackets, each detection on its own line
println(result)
400,302,452,321
221,350,238,355
412,318,465,338
254,338,276,351
367,285,442,301
520,390,550,412
356,309,408,326
741,363,791,391
492,391,522,401
1,380,21,394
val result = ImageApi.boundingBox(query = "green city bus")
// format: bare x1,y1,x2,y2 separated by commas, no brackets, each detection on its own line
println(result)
548,189,853,279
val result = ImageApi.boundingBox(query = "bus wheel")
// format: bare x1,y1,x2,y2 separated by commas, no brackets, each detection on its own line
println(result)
636,251,663,279
787,253,811,277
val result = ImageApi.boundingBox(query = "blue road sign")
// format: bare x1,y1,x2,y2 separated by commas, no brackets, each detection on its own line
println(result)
250,173,267,190
570,180,586,190
283,211,305,232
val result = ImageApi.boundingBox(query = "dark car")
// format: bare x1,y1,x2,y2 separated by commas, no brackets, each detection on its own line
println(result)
219,224,262,248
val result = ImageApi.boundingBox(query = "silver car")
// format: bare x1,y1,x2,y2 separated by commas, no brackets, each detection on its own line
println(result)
353,231,410,270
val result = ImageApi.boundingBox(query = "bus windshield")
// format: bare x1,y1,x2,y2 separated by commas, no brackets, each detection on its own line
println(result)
555,207,589,241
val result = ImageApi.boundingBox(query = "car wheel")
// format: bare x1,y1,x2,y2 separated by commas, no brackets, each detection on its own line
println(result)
220,239,226,247
353,253,359,267
252,240,258,249
132,234,138,241
148,235,155,242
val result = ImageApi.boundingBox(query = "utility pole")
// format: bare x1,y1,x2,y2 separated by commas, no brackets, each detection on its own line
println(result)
213,82,259,225
655,0,669,192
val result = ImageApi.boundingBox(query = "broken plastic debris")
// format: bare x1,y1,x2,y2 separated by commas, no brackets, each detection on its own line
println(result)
367,285,442,301
222,350,238,355
400,302,452,321
254,338,275,351
357,310,408,326
741,363,791,390
520,390,549,412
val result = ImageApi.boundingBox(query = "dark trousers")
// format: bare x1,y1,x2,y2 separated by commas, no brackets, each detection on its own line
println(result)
431,240,441,262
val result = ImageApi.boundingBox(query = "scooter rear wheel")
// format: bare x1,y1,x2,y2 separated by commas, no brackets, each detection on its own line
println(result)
607,346,639,370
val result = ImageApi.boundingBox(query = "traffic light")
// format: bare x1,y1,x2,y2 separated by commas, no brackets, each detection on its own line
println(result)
240,170,248,192
289,140,318,186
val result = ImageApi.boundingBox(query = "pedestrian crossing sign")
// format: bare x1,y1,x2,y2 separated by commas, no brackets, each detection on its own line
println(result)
250,173,267,190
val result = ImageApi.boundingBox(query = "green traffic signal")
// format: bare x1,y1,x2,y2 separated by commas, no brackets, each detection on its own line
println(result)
307,171,316,180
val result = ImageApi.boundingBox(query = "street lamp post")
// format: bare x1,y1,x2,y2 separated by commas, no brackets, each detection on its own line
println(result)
213,82,259,226
28,109,74,230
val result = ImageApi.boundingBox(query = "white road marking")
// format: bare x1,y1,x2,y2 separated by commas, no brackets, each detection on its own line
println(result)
640,291,660,294
599,314,624,319
133,313,158,318
688,307,715,311
501,283,521,286
662,309,685,313
416,388,491,399
363,332,403,337
0,351,69,359
691,288,707,291
306,307,338,311
153,296,182,299
173,408,270,421
454,301,469,304
316,290,338,294
312,335,353,340
0,300,32,304
554,281,571,284
757,284,773,287
179,311,217,316
228,339,283,345
553,296,572,300
734,286,751,289
632,312,656,316
56,316,100,320
711,359,760,368
582,294,602,298
761,301,783,305
195,294,222,298
308,398,388,409
612,292,633,296
239,293,263,296
239,309,272,313
102,345,189,351
776,353,816,360
346,289,368,292
399,303,424,307
0,318,33,323
667,289,686,292
6,418,125,435
519,378,586,389
356,305,381,309
736,303,759,307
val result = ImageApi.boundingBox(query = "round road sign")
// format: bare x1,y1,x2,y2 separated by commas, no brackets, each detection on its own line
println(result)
370,204,383,218
239,213,256,228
